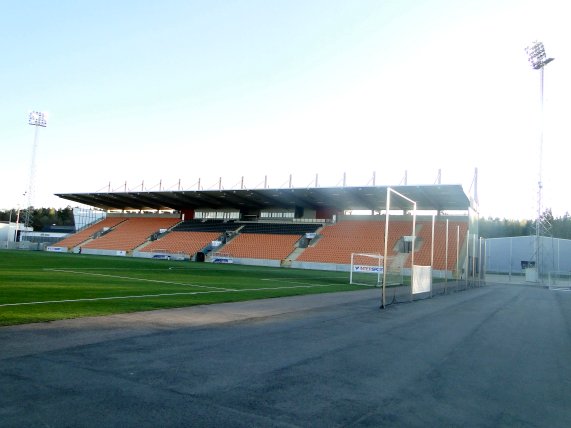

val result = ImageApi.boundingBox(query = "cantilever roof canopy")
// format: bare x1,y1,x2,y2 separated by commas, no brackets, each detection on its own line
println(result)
55,185,471,213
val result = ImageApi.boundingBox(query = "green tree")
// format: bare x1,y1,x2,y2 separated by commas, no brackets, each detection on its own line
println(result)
479,217,531,238
478,209,571,239
0,206,75,230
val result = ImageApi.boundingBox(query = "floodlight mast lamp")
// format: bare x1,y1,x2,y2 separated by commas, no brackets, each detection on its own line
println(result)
525,41,554,282
24,111,47,229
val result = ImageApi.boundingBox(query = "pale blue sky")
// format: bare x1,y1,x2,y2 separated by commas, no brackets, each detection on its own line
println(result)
0,0,568,219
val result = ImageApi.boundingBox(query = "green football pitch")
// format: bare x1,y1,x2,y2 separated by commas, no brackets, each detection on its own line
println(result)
0,250,367,326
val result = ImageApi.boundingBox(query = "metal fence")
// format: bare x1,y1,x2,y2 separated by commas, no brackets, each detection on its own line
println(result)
485,236,571,285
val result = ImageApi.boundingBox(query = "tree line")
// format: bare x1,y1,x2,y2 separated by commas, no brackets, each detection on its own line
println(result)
0,207,75,231
479,209,571,239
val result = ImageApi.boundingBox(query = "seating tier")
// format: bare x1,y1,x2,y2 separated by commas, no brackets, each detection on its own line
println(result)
82,217,180,252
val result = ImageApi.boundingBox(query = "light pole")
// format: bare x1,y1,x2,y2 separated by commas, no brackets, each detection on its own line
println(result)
525,41,554,282
24,111,47,231
15,203,22,242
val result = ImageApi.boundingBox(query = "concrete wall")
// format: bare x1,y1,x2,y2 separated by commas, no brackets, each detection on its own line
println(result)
222,258,281,268
132,250,189,261
291,261,350,272
80,248,127,257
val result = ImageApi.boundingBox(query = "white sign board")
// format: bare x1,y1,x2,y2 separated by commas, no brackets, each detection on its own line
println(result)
412,265,432,294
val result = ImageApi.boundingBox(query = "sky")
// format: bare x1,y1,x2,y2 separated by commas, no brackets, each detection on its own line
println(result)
0,0,569,219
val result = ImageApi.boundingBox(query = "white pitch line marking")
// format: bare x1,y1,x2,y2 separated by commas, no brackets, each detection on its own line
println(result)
0,283,337,307
44,269,233,291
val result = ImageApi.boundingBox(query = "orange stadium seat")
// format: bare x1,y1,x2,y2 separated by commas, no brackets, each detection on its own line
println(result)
82,217,180,252
296,219,467,273
52,217,128,250
223,233,300,260
142,231,220,257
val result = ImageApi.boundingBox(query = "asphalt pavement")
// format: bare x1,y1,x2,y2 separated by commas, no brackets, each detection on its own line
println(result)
1,281,570,427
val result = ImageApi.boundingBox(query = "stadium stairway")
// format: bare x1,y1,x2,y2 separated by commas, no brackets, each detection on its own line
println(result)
281,246,306,265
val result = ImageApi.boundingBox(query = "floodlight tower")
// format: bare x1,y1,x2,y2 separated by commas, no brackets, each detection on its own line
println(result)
24,111,47,229
525,41,554,282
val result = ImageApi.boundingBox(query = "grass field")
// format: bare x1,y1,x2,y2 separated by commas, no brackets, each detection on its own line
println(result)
0,250,369,326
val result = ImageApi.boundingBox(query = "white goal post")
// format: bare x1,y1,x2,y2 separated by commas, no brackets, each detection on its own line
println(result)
350,253,383,287
350,252,404,288
349,253,403,287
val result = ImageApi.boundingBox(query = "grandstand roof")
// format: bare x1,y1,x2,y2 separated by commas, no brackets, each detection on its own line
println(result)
56,184,471,212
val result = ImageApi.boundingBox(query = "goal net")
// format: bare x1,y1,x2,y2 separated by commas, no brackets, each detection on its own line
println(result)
350,253,383,287
350,253,403,287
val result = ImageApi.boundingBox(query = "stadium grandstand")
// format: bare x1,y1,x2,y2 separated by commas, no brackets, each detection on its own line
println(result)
47,183,480,284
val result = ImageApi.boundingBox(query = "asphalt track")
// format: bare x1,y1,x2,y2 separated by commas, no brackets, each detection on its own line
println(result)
1,282,571,427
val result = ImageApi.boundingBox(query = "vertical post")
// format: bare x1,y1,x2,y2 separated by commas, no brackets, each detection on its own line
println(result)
479,237,483,286
24,111,47,231
535,67,544,284
15,207,21,242
349,253,354,285
24,124,40,228
472,233,477,285
466,232,470,289
430,213,435,298
557,239,561,282
483,240,488,285
411,203,416,302
456,226,460,288
525,40,554,284
445,219,449,292
264,175,268,189
382,189,390,309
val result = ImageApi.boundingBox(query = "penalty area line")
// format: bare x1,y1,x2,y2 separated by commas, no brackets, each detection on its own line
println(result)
0,283,338,307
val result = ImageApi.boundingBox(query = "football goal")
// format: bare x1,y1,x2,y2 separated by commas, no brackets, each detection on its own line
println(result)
350,253,403,287
350,253,383,287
